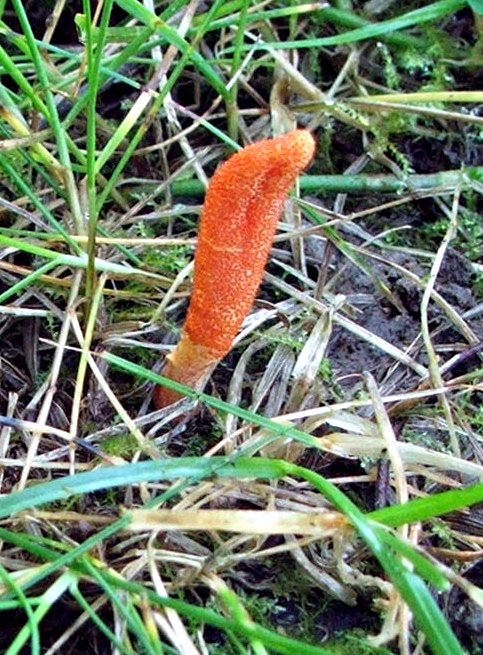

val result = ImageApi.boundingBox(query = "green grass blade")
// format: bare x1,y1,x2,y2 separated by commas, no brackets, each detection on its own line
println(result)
369,483,483,526
0,529,337,655
10,0,84,232
0,234,162,278
104,352,325,449
231,0,467,51
395,572,464,655
0,44,50,117
372,526,449,590
0,453,471,655
5,572,74,655
69,582,137,655
0,564,39,655
0,260,59,305
82,0,115,302
116,0,228,98
82,559,163,655
0,151,82,256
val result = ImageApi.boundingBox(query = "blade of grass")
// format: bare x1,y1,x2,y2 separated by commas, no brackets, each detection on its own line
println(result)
62,24,155,130
226,0,249,141
10,0,84,232
0,564,39,655
0,451,476,655
69,582,137,655
304,204,404,311
0,91,62,176
94,0,229,206
368,483,483,526
228,0,467,51
0,529,336,655
82,558,163,655
0,44,51,119
115,0,228,98
0,455,482,543
1,514,463,655
0,152,82,256
5,572,75,655
371,526,449,590
0,234,163,278
82,0,115,302
287,464,464,655
0,260,59,305
0,121,64,198
350,91,483,103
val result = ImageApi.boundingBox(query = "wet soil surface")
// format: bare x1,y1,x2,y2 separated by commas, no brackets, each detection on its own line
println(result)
325,246,482,386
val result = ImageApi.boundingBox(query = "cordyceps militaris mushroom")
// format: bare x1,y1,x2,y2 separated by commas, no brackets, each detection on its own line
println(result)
154,129,316,409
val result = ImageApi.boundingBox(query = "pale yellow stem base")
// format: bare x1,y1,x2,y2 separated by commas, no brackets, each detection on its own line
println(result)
154,333,220,409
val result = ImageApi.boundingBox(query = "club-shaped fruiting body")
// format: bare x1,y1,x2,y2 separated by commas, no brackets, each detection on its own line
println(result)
154,129,316,409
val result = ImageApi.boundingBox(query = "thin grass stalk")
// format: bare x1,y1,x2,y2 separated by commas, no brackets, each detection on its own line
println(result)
289,464,463,655
200,3,328,35
0,95,62,174
42,0,68,44
69,311,160,459
96,1,228,214
95,93,165,213
0,564,39,655
67,586,133,655
0,460,482,542
69,273,107,453
0,260,59,305
350,91,483,103
0,35,132,215
94,10,228,179
420,189,461,457
61,26,154,131
226,0,249,141
0,154,81,255
232,0,467,51
17,271,83,489
0,535,338,655
82,559,160,655
83,0,115,302
0,45,51,118
2,506,462,655
10,0,84,233
343,97,483,126
0,451,480,654
211,576,269,655
5,572,75,655
0,120,65,198
0,234,162,278
116,0,229,98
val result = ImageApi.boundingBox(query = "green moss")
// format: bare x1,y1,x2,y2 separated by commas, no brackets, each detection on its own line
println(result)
102,432,140,458
377,42,400,91
430,518,456,550
383,201,483,263
401,425,452,454
143,244,192,275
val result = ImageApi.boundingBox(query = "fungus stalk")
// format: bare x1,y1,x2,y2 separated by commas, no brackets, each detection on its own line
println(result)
154,129,316,409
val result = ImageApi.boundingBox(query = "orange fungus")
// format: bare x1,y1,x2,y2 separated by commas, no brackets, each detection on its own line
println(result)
154,129,316,409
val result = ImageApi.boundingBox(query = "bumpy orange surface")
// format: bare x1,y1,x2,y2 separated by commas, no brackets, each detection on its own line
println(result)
154,129,315,409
